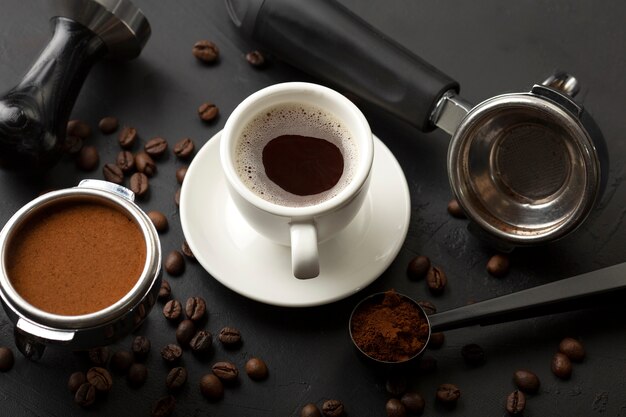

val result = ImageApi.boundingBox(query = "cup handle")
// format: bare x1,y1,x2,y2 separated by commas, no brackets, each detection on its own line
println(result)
290,221,320,279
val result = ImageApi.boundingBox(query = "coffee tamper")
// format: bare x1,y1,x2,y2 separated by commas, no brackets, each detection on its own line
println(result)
0,0,150,170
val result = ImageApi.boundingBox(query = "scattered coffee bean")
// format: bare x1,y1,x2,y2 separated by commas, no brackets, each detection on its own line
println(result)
116,150,135,173
176,166,188,184
110,350,133,374
129,172,149,197
158,280,172,301
193,40,219,63
151,395,175,417
103,163,124,184
67,120,92,139
127,363,148,388
385,398,407,417
148,210,169,233
185,296,206,321
190,330,212,354
407,255,430,280
245,357,268,380
181,240,195,260
487,253,510,278
513,369,540,394
173,137,194,159
163,299,183,321
174,188,181,206
246,50,266,67
165,251,185,276
68,371,86,393
506,390,526,415
132,335,151,361
385,376,407,397
436,383,461,405
76,145,99,171
0,347,14,372
166,366,188,391
198,102,219,122
400,392,425,415
301,403,322,417
559,337,585,362
99,116,119,134
219,327,242,347
176,319,197,347
428,332,445,349
74,382,96,407
88,347,110,367
145,137,168,158
200,373,224,401
418,355,437,373
322,399,344,417
461,343,485,366
135,151,157,176
417,300,437,316
161,344,183,364
212,361,239,383
426,266,447,295
63,135,83,154
86,367,113,392
551,352,572,379
447,198,465,218
118,126,138,149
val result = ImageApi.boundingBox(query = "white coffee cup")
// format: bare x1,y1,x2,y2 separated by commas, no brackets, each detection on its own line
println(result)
220,82,373,279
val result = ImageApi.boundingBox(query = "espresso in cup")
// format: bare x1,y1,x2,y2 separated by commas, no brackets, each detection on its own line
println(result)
234,102,358,207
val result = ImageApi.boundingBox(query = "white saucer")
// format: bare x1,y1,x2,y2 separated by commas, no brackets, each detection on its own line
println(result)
180,131,410,307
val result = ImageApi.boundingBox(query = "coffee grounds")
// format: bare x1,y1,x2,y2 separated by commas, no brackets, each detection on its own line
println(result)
351,290,429,362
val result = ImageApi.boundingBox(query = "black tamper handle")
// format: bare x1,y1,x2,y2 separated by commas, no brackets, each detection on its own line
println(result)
428,262,626,332
0,17,106,170
226,0,459,131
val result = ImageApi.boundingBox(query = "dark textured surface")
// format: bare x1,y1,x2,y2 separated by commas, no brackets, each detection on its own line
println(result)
0,1,625,416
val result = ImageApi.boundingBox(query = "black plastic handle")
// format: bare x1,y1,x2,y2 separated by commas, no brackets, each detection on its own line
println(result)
428,262,626,332
227,0,459,132
0,17,106,170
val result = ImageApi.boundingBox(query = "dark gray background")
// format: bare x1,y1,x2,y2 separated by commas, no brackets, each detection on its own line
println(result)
0,1,625,416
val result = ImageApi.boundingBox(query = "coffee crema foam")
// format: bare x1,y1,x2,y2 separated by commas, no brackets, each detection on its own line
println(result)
235,103,358,207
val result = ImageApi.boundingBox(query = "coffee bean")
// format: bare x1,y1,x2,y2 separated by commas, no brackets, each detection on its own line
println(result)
116,150,135,173
86,367,113,392
151,395,175,417
132,335,151,361
487,253,510,278
165,251,185,276
321,399,344,417
129,172,149,197
103,163,124,184
174,188,181,206
513,369,540,394
76,146,99,171
428,332,445,349
88,347,110,367
127,363,148,388
301,403,322,417
166,366,188,391
158,279,172,301
161,344,183,364
62,135,83,154
212,361,239,383
68,371,86,393
193,40,219,63
200,373,224,401
436,383,461,405
447,198,465,218
407,255,430,280
110,350,133,374
99,116,119,134
145,137,168,158
176,166,188,184
219,327,241,347
176,319,197,346
385,398,406,417
67,120,92,139
163,299,183,321
426,266,447,295
245,357,268,380
190,330,212,353
551,352,572,379
400,392,425,415
246,50,266,67
559,337,585,362
118,126,138,149
506,390,526,415
135,151,157,176
0,347,14,372
461,343,485,366
148,211,169,233
198,102,219,122
418,355,437,373
181,240,195,260
385,376,407,397
74,382,96,407
185,297,206,321
173,137,194,159
417,300,437,316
